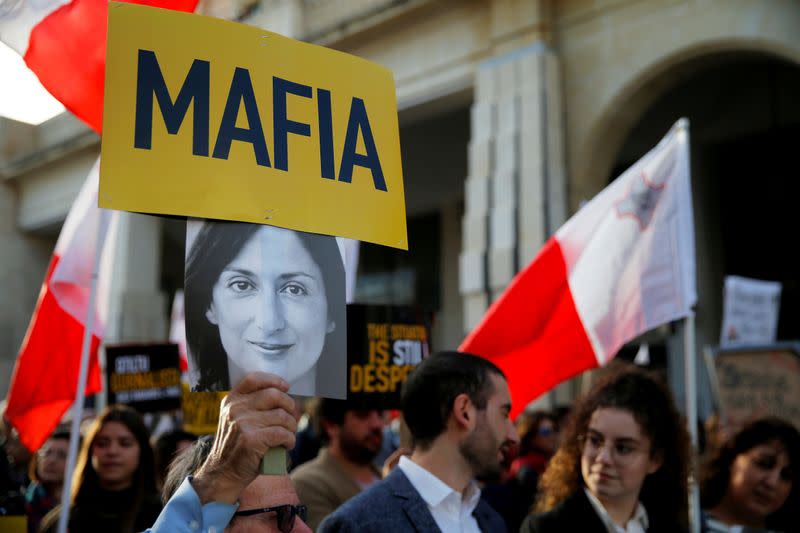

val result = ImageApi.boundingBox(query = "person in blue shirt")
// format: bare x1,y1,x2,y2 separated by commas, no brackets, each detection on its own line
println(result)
146,372,312,533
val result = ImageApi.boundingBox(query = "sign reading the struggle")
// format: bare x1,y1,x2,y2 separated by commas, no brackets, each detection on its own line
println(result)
101,3,407,249
347,305,432,409
105,343,182,413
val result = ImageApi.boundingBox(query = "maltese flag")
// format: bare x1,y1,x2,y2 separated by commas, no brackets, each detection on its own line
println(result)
461,119,696,418
0,0,198,133
6,159,118,452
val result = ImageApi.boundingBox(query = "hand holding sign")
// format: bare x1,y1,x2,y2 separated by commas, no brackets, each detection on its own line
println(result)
185,219,347,474
192,372,297,504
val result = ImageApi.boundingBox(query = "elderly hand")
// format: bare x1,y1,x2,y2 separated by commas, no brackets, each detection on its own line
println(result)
192,372,298,505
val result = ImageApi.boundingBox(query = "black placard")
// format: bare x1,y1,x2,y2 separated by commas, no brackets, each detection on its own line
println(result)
105,343,182,413
346,304,432,409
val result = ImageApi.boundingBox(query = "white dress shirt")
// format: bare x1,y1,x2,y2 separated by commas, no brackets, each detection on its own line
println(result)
397,456,482,533
584,488,649,533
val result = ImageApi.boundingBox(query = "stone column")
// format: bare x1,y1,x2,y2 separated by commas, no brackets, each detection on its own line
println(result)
459,42,569,407
460,42,567,324
105,212,167,343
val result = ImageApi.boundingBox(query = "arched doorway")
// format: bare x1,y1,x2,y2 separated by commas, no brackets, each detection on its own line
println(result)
608,52,800,417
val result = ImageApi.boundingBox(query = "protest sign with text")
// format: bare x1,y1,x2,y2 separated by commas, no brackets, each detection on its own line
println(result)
105,343,182,413
181,383,226,435
707,344,800,431
347,304,432,409
100,3,407,249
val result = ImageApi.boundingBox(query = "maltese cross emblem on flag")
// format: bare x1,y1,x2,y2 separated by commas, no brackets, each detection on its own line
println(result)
615,172,665,230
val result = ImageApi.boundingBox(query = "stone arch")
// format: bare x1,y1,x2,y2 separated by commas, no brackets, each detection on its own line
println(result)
571,36,800,209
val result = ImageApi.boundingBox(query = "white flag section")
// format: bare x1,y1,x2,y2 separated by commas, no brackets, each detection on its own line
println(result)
169,290,189,372
50,158,118,337
0,0,71,54
558,118,696,365
720,275,781,347
338,238,360,303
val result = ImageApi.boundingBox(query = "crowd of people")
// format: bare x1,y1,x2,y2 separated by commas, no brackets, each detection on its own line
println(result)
0,352,798,533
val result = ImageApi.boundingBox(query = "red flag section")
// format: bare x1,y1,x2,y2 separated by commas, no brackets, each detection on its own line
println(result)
6,258,103,453
6,161,116,453
461,120,696,418
21,0,198,133
459,240,597,419
1,0,200,451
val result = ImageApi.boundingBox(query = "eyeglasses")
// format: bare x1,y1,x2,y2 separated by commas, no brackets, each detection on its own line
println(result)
233,504,307,532
37,448,68,461
580,433,646,465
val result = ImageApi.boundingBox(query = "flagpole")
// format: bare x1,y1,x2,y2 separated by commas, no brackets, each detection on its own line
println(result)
56,218,104,533
683,312,701,533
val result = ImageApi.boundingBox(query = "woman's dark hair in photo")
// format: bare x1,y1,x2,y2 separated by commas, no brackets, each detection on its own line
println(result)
185,220,346,395
700,416,800,530
535,363,690,529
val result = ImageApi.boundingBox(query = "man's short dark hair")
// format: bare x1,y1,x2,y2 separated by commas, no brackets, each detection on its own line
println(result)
401,351,504,449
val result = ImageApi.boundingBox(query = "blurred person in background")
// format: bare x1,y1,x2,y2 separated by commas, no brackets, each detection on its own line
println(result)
24,429,70,533
482,410,558,532
700,417,799,533
40,404,162,533
290,398,384,530
0,413,28,517
373,410,401,471
552,405,571,447
289,397,322,472
511,410,559,484
152,429,197,492
1,407,31,493
522,364,690,533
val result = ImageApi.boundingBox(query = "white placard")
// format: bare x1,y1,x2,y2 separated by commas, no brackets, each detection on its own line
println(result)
720,275,781,347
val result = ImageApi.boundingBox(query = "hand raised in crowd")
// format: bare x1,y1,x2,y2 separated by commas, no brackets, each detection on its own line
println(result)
191,372,298,505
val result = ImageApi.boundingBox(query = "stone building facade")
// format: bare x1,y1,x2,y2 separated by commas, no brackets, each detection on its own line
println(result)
2,0,799,411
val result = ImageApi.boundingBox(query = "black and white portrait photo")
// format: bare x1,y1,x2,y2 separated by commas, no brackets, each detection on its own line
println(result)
184,219,346,399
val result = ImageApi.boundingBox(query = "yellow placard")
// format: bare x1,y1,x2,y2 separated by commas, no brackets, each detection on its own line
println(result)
181,382,226,435
101,3,407,249
0,517,26,533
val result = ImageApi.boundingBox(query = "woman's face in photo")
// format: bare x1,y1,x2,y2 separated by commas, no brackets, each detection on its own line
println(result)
205,225,334,387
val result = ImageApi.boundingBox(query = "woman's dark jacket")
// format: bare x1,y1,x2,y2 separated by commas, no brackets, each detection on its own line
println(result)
520,489,688,533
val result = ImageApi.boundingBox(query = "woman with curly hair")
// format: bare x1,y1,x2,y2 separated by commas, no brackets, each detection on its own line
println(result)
700,417,799,532
521,364,690,533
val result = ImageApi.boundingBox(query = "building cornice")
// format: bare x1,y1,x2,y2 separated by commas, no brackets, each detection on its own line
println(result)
0,112,99,180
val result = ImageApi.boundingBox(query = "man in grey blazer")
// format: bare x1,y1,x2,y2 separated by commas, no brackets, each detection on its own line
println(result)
319,351,518,532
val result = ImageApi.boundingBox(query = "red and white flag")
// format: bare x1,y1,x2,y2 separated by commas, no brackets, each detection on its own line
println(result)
6,159,118,452
169,290,189,373
0,0,198,133
461,120,696,417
